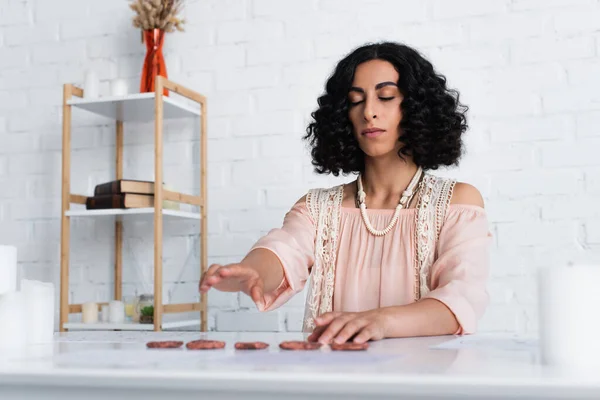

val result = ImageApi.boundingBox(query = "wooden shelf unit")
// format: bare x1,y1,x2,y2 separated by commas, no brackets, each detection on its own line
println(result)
60,77,208,332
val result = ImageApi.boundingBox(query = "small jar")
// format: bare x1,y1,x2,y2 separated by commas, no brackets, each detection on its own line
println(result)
137,294,154,324
123,295,135,321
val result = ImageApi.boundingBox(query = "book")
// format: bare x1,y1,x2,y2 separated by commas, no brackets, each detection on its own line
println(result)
85,193,154,210
93,179,154,196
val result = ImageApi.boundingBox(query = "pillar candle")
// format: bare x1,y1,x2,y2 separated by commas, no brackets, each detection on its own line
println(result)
538,264,600,370
82,302,98,324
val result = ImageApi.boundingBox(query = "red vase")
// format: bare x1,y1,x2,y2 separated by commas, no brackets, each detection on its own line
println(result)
140,29,168,96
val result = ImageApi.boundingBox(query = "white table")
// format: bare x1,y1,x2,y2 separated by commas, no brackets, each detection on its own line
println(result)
0,331,598,399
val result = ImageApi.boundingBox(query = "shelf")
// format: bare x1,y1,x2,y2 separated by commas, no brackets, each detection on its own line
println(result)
60,79,208,333
64,322,153,331
67,92,200,122
65,208,201,220
63,319,200,331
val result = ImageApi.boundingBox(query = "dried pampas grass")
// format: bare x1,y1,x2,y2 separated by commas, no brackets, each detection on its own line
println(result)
130,0,185,33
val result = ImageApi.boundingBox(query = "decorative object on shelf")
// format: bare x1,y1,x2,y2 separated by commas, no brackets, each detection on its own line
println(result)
140,305,154,324
94,179,154,196
131,295,140,322
141,29,168,96
110,78,129,97
82,302,98,323
123,295,136,321
137,294,154,324
108,300,125,323
86,179,180,210
129,0,186,96
100,304,109,323
83,70,99,99
85,193,154,210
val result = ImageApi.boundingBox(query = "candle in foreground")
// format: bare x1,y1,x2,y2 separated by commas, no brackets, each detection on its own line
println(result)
538,264,600,370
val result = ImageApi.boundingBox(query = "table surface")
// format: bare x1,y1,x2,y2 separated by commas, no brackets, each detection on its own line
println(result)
0,331,598,400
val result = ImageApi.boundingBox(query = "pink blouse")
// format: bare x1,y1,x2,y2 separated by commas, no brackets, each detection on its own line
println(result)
250,201,491,334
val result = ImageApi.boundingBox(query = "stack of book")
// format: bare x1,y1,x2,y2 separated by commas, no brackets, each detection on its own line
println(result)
86,180,155,210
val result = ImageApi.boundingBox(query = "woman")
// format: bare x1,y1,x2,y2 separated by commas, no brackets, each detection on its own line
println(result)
199,42,491,345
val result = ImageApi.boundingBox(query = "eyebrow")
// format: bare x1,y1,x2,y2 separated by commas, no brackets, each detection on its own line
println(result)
349,81,398,93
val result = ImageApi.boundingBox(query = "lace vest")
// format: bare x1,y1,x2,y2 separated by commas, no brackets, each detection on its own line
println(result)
302,173,456,332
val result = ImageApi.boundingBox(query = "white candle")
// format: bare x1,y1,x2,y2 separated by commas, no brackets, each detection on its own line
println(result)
0,292,26,348
538,264,600,370
0,245,17,295
100,304,109,322
83,70,99,99
21,280,54,344
82,302,98,323
109,300,124,323
110,78,128,97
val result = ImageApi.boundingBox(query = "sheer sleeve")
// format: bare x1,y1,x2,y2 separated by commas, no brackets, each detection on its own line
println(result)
423,205,492,334
249,201,315,311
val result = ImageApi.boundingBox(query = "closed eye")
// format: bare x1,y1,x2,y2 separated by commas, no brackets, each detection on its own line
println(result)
349,97,395,106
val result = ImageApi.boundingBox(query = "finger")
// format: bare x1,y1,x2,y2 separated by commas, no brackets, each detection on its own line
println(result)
201,263,249,292
309,312,342,341
217,264,248,278
200,264,222,284
250,284,265,311
201,269,230,291
353,325,375,344
307,326,324,342
333,319,367,344
199,276,224,292
314,312,341,326
261,290,278,313
199,264,223,291
205,274,225,285
307,325,327,342
318,315,354,344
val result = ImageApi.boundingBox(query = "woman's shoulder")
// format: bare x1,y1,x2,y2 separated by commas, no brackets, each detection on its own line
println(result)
425,173,485,209
451,182,484,208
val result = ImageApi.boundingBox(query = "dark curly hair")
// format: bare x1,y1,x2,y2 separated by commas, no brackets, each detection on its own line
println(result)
304,41,468,176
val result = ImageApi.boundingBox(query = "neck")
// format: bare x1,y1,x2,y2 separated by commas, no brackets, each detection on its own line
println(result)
360,155,419,199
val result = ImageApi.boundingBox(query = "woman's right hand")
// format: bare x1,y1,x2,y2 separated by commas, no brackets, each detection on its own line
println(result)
199,263,266,310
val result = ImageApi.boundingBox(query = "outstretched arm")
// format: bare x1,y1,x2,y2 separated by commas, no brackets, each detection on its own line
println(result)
200,196,315,311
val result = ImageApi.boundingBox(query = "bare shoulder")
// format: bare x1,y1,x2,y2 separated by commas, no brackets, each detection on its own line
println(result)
294,194,308,205
450,182,484,208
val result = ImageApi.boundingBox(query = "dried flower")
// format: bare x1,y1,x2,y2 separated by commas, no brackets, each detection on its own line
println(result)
130,0,185,32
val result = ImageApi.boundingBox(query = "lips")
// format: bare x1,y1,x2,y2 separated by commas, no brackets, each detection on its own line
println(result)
361,128,385,138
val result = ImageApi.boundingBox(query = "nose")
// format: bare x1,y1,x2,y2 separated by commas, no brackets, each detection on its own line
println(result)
363,96,377,122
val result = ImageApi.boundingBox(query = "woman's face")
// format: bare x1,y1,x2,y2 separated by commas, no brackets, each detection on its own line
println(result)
347,59,404,159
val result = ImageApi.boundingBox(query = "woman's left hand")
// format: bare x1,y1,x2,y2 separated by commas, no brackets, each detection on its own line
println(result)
307,310,389,344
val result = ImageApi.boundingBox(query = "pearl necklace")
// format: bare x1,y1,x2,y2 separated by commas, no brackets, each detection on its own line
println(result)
356,167,423,236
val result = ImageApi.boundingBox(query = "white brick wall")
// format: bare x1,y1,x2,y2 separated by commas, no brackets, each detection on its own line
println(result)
2,0,600,335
